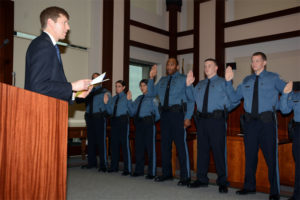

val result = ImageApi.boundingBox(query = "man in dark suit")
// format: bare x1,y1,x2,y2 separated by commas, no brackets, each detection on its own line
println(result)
25,6,91,102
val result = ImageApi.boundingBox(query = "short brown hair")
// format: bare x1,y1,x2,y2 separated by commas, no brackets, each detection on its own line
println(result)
40,6,69,29
252,52,267,61
204,58,218,66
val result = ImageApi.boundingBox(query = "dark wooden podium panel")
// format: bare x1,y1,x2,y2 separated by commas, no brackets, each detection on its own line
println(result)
0,83,68,200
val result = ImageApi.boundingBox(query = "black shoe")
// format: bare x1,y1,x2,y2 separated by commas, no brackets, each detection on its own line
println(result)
187,180,208,188
219,185,228,193
154,175,173,182
145,174,155,179
81,164,96,169
107,168,118,173
122,171,130,176
98,167,107,172
269,194,280,200
177,178,191,186
236,189,256,195
131,172,144,177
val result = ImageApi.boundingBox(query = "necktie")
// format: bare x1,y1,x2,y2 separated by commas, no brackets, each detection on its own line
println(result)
54,44,61,63
112,95,119,117
251,75,259,115
163,76,172,108
202,79,210,113
136,95,145,118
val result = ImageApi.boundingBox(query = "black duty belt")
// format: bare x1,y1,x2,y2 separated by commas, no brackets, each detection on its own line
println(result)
135,115,154,123
162,104,183,113
85,112,107,118
295,121,300,126
195,110,225,119
244,111,274,123
111,114,128,121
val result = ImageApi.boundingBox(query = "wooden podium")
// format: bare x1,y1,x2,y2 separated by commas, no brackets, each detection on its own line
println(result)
0,83,68,200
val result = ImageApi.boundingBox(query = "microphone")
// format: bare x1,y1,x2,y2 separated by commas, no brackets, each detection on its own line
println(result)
0,39,9,49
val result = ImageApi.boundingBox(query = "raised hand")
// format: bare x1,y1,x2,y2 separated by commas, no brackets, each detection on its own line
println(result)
149,64,157,79
127,90,132,100
283,81,293,94
186,70,195,86
225,66,234,81
103,93,109,104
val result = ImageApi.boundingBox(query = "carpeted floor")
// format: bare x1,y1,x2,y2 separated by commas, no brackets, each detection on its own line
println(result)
66,158,292,200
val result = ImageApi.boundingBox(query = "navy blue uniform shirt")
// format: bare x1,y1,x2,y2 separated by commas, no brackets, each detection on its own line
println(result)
148,71,194,119
186,75,237,112
128,93,160,121
105,91,130,117
280,92,300,122
225,70,286,113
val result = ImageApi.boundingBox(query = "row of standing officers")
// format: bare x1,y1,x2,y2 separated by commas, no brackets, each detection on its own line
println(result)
77,52,299,200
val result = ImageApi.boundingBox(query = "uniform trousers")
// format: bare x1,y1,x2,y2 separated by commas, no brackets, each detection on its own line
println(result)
195,117,228,186
243,119,280,195
134,118,156,176
110,116,131,172
160,111,190,179
85,113,107,169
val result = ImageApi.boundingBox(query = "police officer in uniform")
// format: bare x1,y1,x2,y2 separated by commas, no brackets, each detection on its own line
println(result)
186,58,236,193
104,80,132,176
76,73,110,171
128,79,160,179
280,81,300,200
148,58,193,186
225,52,286,200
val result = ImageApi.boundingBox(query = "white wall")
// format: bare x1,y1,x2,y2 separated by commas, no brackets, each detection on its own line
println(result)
131,0,168,30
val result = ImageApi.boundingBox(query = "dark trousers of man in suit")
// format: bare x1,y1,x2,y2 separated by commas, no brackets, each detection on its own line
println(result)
243,119,280,196
110,116,131,173
134,118,156,176
160,111,190,180
196,118,228,186
85,113,107,169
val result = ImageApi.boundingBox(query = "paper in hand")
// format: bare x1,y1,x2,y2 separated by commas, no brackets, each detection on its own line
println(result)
90,72,107,85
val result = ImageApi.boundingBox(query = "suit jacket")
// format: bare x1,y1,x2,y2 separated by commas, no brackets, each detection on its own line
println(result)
25,32,72,102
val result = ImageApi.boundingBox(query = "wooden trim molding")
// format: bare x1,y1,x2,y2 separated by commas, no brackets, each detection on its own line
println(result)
129,40,169,54
225,6,300,28
130,20,169,36
224,30,300,48
193,0,200,84
177,48,194,55
215,0,225,77
177,29,194,37
123,0,130,86
102,0,114,91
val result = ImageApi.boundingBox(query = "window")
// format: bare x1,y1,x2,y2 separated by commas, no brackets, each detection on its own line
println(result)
129,59,153,100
